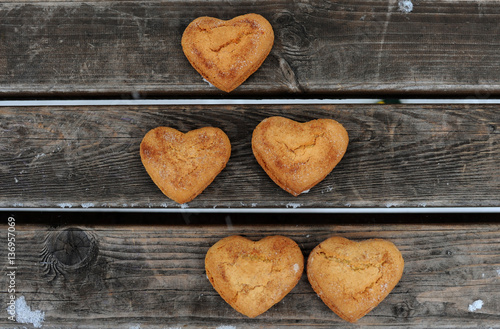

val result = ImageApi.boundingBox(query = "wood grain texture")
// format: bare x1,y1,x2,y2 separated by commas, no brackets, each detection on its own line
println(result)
1,223,499,328
0,104,498,209
2,0,500,97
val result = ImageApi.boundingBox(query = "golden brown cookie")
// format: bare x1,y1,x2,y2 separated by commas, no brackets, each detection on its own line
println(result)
181,13,274,92
205,235,304,318
252,116,349,196
140,126,231,204
307,237,404,323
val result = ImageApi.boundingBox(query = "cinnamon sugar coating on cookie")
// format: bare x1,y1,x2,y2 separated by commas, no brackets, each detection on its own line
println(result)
182,13,274,92
205,235,304,318
307,237,404,323
140,126,231,204
252,116,349,196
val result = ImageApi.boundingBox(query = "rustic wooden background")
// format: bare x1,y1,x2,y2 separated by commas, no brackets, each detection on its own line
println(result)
1,0,499,327
1,0,500,97
0,104,498,209
1,217,500,328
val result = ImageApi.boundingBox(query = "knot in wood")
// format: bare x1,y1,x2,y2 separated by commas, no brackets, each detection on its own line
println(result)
393,301,415,318
273,11,312,52
41,227,98,276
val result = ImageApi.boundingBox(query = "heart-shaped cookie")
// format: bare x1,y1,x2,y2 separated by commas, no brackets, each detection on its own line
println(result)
205,235,304,318
252,116,348,196
140,126,231,204
307,237,404,323
181,13,274,92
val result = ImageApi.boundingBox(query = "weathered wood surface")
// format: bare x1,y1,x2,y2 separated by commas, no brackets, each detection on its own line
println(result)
1,222,499,328
1,104,498,209
2,0,500,97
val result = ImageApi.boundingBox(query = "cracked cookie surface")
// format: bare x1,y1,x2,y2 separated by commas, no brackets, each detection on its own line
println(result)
205,235,303,318
140,126,231,204
181,13,274,92
307,237,404,323
252,116,348,196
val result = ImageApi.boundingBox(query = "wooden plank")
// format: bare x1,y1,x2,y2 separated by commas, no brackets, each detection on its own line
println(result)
2,0,500,97
1,222,500,328
0,104,498,209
